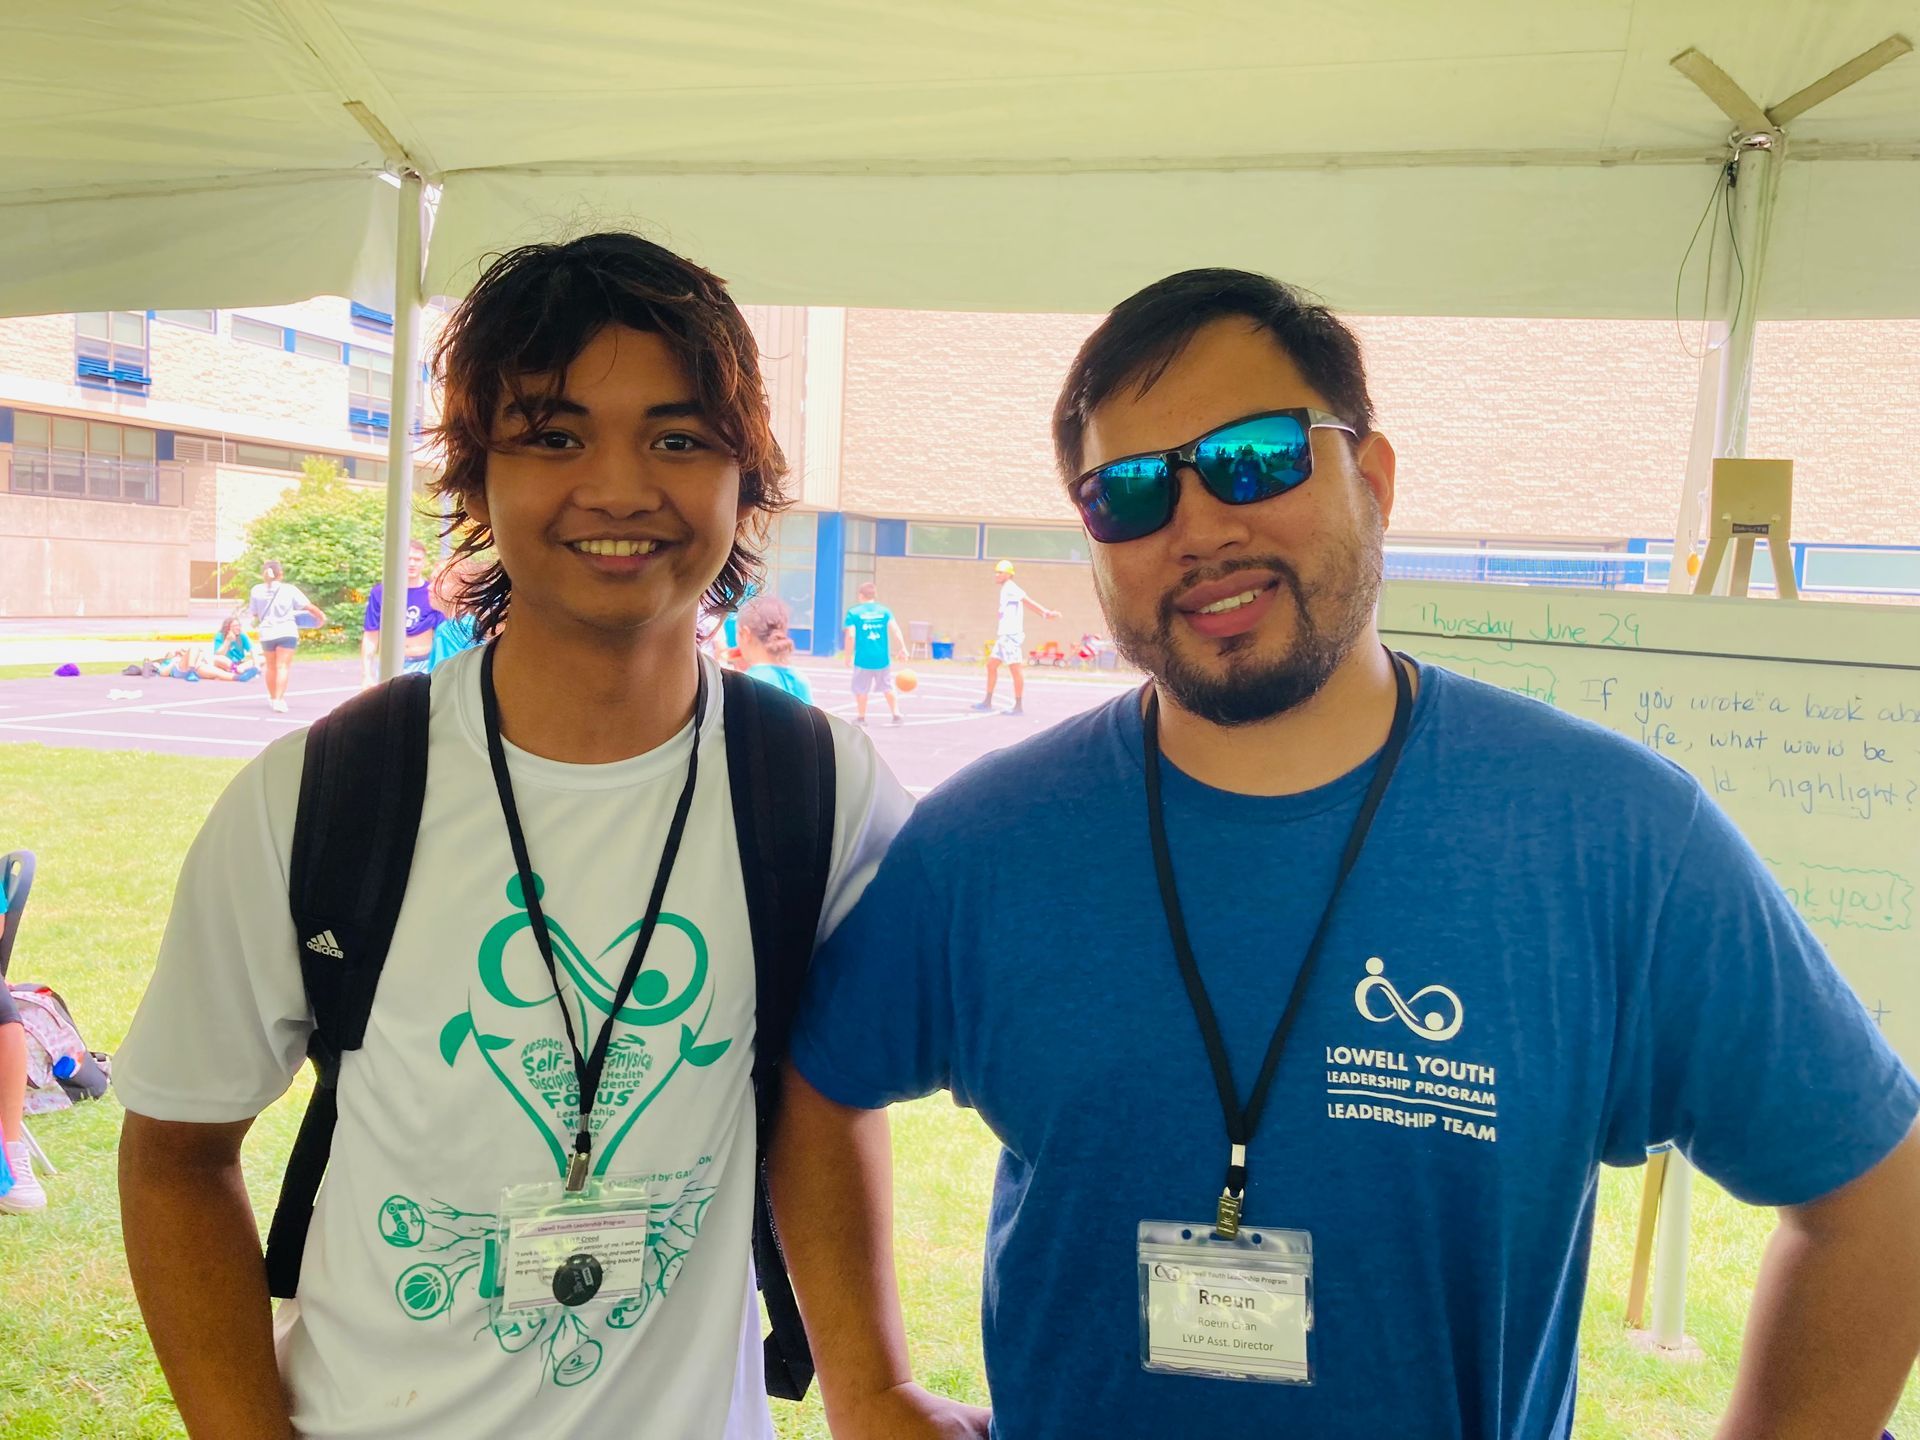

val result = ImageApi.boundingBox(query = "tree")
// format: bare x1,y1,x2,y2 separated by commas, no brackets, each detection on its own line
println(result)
233,457,440,639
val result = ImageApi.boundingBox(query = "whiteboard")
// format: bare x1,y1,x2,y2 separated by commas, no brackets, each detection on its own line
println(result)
1379,580,1920,1070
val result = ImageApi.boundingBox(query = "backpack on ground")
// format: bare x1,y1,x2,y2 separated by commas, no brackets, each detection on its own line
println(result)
263,667,835,1401
7,982,112,1112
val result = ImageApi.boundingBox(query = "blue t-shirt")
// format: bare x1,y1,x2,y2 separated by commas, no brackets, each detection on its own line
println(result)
791,664,1920,1439
746,662,814,705
364,581,444,638
844,602,894,671
212,629,257,667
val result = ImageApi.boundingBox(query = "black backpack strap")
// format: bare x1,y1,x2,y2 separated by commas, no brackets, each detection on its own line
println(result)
721,668,836,1401
265,673,431,1299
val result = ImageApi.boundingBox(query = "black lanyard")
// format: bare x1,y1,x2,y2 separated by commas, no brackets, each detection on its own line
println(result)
480,641,706,1192
1143,649,1413,1237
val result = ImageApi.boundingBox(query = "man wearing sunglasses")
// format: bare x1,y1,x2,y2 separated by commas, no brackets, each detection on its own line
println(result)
770,269,1920,1438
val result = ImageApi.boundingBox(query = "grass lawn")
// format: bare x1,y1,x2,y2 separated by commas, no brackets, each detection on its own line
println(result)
0,741,1913,1437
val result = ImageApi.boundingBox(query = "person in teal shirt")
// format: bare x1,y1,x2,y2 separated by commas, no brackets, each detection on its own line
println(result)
842,582,907,725
737,595,813,704
210,615,260,681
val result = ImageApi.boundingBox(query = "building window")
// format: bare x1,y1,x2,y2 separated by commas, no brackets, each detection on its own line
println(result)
9,411,162,503
349,349,393,431
906,521,980,559
1802,547,1920,595
843,515,877,608
294,332,344,363
350,301,395,333
232,316,286,349
983,525,1089,564
152,308,216,331
74,312,150,390
767,511,819,633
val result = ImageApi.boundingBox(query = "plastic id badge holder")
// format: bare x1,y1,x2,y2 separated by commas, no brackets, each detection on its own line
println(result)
1138,1221,1313,1384
491,1178,652,1324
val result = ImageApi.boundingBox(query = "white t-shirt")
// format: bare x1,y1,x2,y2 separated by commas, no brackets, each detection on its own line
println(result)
996,580,1030,640
251,581,313,642
117,648,912,1440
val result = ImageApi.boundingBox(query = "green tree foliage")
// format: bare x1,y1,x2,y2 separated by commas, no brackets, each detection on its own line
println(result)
233,457,441,637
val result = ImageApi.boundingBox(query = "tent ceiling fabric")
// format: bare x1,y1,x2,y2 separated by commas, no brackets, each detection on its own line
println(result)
2,0,1916,319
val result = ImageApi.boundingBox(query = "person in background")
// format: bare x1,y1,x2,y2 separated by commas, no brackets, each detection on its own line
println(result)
0,883,45,1214
842,582,907,726
970,560,1058,717
426,556,485,673
249,559,325,714
361,538,445,685
737,594,813,704
208,614,261,681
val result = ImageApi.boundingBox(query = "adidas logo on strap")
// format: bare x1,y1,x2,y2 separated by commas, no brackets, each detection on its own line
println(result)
304,929,345,959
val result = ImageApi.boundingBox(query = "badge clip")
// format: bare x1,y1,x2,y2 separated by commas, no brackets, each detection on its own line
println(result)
1215,1142,1247,1239
565,1140,591,1194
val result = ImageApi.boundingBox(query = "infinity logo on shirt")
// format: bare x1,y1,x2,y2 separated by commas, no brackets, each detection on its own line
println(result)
1353,957,1464,1043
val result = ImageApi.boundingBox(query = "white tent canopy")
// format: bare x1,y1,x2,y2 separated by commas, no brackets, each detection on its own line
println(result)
3,0,1917,321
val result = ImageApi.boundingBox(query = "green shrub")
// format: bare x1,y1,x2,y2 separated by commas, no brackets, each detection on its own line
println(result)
232,457,441,640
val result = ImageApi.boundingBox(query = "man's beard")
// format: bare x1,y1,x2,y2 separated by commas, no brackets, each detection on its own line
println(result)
1097,514,1384,729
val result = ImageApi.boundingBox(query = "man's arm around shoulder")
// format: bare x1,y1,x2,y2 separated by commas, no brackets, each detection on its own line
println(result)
1720,1120,1920,1439
769,1067,990,1439
120,1110,293,1439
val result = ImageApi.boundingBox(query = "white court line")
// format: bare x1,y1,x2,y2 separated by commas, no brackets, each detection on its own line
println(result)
825,707,1010,730
0,723,269,749
0,684,356,727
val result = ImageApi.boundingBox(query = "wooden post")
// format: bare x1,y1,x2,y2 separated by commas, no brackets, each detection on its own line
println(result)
1624,1147,1670,1329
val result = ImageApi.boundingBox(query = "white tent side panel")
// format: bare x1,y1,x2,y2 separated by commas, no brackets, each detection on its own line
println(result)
0,176,396,321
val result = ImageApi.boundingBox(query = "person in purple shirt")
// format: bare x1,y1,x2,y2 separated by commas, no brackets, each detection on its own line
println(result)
361,538,446,685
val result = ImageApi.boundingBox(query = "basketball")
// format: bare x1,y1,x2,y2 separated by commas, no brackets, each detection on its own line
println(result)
895,669,919,693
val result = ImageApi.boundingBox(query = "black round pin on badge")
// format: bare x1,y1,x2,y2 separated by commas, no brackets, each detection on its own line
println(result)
552,1252,604,1307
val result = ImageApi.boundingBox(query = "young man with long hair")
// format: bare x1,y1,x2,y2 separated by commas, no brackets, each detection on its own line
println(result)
118,234,909,1439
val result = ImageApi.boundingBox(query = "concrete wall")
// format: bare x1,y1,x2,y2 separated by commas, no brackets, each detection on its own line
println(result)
0,490,188,617
841,308,1920,545
0,315,83,388
842,309,1094,522
874,555,1104,662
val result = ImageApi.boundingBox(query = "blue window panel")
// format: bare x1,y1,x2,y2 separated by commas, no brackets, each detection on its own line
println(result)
349,406,392,432
76,354,111,381
155,430,175,461
875,518,907,556
282,330,297,353
0,408,12,444
109,362,150,386
788,627,813,654
351,301,395,331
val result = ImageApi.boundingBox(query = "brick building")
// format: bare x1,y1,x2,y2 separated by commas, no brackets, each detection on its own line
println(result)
3,300,1916,653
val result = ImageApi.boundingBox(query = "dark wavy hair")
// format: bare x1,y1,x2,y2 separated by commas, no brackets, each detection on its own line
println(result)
1052,268,1374,482
428,233,789,638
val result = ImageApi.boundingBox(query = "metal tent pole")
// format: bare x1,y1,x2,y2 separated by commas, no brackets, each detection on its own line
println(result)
1649,132,1781,1350
378,171,425,682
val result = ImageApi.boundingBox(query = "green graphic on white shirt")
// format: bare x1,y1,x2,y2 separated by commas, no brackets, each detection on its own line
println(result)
375,873,733,1388
437,872,733,1178
374,1185,718,1387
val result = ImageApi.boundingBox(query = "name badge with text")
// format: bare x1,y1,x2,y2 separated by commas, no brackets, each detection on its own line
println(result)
1137,1221,1313,1384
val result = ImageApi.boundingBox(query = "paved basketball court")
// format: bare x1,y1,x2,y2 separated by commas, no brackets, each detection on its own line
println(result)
0,657,1139,796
